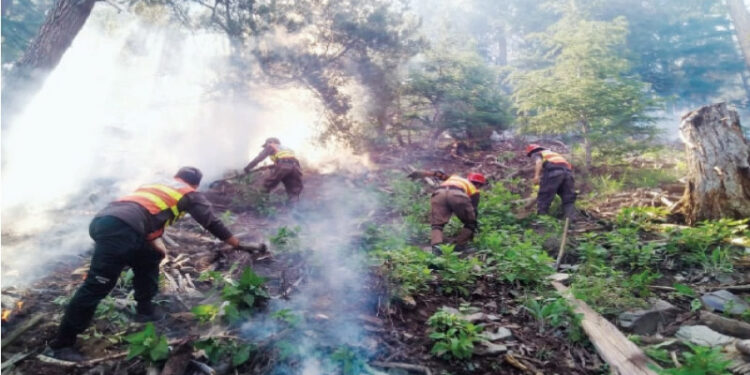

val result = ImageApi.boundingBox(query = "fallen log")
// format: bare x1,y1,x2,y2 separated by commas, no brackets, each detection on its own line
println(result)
370,361,432,375
699,311,750,339
1,313,44,349
551,281,658,375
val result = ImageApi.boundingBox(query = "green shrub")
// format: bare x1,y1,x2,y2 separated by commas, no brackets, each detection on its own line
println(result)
270,226,301,252
431,245,483,296
373,246,434,299
522,297,583,341
191,304,220,324
124,323,169,363
194,337,254,367
427,310,482,360
571,268,648,315
479,230,554,286
654,344,731,375
221,267,269,311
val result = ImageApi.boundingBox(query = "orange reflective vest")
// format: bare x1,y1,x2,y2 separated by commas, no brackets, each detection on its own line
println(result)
540,150,572,170
269,144,296,163
440,175,478,196
117,180,196,240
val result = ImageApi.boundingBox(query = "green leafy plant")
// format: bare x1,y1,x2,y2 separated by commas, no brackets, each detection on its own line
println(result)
479,230,554,286
221,267,269,310
373,246,434,299
427,310,482,360
194,337,254,367
605,227,660,271
654,344,731,375
523,297,583,341
124,323,169,363
197,270,229,289
330,346,368,375
571,268,648,315
191,304,220,324
271,308,301,327
270,226,301,252
431,245,482,296
624,270,661,297
614,206,668,229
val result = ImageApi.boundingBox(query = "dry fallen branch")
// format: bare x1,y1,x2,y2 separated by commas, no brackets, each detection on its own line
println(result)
699,311,750,339
1,313,45,349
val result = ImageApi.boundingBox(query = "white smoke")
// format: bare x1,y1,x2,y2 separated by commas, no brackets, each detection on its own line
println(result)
240,179,380,373
0,6,364,287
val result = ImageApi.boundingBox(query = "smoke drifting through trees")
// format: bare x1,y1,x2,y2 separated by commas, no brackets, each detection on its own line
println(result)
0,7,359,287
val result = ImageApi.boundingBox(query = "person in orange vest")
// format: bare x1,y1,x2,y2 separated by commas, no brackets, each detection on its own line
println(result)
526,144,576,218
244,137,303,201
409,170,487,251
48,167,246,361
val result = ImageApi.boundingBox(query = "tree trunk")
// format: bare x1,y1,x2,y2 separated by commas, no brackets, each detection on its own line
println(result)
727,0,750,71
15,0,97,73
674,103,750,225
2,0,98,128
581,118,592,171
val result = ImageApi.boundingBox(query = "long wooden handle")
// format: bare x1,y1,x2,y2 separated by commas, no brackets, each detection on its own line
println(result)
554,217,570,270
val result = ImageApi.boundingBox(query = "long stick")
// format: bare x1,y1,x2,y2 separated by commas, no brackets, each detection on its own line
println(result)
1,313,44,349
554,217,570,270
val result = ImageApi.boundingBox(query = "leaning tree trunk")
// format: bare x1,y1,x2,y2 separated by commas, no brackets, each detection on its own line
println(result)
15,0,97,73
727,0,750,71
2,0,98,128
673,103,750,225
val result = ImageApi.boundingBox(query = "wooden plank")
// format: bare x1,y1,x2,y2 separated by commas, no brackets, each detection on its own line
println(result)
551,281,658,375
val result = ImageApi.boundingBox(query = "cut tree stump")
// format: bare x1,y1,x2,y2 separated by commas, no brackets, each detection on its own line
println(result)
551,281,658,375
673,103,750,224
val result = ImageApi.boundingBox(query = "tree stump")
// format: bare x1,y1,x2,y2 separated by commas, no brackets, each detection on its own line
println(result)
673,103,750,225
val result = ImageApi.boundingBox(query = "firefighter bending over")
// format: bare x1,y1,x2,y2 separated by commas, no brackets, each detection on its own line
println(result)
244,137,303,202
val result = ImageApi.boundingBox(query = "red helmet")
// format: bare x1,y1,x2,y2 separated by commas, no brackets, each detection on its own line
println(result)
467,172,486,185
525,144,544,156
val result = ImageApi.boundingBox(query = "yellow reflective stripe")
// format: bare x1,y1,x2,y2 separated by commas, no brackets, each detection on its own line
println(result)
143,184,184,201
141,184,184,217
131,191,169,211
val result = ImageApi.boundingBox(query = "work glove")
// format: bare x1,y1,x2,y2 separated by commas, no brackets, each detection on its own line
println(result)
433,171,447,180
407,171,422,179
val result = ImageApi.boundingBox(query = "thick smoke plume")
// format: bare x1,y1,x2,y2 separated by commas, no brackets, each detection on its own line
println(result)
1,7,367,287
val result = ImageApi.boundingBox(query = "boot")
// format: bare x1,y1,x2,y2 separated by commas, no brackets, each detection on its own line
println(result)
562,203,577,220
134,301,165,323
47,331,85,362
430,229,444,246
454,228,475,246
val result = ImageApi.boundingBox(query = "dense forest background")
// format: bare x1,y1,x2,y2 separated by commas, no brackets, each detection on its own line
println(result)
3,0,748,163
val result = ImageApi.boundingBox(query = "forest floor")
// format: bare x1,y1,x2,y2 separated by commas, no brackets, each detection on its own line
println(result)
1,138,749,375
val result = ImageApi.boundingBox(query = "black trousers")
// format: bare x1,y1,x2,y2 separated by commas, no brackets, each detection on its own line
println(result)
57,216,162,339
537,168,576,218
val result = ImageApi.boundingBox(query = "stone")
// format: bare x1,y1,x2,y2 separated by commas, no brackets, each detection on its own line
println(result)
464,312,500,323
484,301,498,310
618,299,678,335
481,327,513,341
701,290,749,315
736,340,750,356
475,341,507,355
676,325,736,347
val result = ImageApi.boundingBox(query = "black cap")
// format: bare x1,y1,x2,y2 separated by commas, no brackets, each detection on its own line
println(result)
175,166,203,186
262,137,280,147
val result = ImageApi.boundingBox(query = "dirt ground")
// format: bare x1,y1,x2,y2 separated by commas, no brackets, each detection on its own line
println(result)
3,140,737,375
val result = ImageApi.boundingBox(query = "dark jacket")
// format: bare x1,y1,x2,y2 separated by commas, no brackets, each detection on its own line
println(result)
96,191,232,240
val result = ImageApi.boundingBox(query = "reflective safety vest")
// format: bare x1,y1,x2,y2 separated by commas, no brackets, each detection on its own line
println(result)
117,180,196,240
440,175,478,196
269,144,296,163
540,150,572,170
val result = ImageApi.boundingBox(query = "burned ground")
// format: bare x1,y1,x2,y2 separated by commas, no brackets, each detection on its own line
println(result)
1,141,749,375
